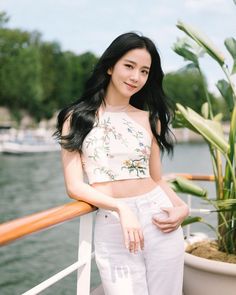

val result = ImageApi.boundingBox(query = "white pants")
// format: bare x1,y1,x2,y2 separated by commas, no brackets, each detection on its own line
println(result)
94,186,185,295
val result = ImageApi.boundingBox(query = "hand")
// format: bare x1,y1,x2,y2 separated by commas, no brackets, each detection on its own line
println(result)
152,205,189,233
117,202,144,253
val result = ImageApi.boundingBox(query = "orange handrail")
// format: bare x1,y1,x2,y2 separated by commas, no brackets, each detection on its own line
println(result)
0,173,215,247
173,173,215,181
0,201,96,246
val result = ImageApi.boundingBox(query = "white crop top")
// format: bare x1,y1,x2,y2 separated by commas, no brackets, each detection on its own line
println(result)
81,110,152,184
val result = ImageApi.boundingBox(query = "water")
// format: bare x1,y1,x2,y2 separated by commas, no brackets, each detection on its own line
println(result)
0,143,216,294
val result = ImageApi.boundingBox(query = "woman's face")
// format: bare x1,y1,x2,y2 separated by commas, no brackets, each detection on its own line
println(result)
107,48,151,100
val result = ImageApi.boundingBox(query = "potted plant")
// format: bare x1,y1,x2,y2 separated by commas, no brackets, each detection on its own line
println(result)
168,20,236,295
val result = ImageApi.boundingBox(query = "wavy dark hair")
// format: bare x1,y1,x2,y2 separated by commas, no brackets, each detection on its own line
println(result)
54,32,174,154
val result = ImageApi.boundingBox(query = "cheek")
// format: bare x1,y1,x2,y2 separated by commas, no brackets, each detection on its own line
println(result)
140,76,149,88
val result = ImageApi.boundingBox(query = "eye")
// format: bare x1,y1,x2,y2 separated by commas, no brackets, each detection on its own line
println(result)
125,64,133,69
141,69,149,75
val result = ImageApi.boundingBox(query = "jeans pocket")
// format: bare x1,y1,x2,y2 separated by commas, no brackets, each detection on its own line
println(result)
95,210,120,225
149,193,173,219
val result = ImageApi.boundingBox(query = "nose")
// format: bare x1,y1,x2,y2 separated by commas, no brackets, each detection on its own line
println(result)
130,70,139,83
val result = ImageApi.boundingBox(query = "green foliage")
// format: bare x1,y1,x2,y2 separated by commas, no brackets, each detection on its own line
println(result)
164,67,229,119
0,12,98,121
225,37,236,74
174,20,236,254
0,11,9,27
164,68,209,113
181,216,204,227
169,176,207,197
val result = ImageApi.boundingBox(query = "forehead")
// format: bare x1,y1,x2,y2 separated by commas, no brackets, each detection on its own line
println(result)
120,48,151,66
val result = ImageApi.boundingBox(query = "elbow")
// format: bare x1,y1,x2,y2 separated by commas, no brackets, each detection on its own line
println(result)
66,187,78,200
67,190,78,200
65,182,85,201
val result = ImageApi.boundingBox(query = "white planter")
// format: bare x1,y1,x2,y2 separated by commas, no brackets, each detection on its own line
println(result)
183,241,236,295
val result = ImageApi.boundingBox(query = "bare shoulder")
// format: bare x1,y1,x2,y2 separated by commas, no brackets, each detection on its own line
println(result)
127,106,152,137
128,105,149,118
62,112,72,136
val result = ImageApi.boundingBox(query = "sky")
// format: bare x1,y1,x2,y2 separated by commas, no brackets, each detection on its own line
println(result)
1,0,236,93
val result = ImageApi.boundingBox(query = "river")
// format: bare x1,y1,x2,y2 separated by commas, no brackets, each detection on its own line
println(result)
0,143,216,295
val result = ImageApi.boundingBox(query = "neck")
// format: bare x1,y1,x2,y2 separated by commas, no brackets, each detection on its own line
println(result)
104,85,130,108
102,100,130,112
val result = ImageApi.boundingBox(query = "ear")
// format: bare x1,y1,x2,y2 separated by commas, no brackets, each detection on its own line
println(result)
107,67,113,75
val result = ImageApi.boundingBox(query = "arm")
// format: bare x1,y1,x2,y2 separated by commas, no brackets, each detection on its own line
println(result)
61,118,144,252
62,147,121,211
149,138,189,232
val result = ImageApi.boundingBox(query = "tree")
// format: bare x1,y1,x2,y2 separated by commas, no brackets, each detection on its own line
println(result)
0,13,98,121
0,11,9,28
164,67,221,115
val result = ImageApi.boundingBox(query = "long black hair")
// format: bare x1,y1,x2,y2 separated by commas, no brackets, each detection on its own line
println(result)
54,32,174,154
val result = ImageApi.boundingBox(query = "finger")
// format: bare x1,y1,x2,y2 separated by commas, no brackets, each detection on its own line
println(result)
155,220,177,228
152,219,177,230
128,230,135,253
138,229,144,250
152,215,176,224
133,230,140,253
123,229,130,249
152,216,171,225
161,224,177,231
157,221,177,230
162,226,179,233
160,207,173,213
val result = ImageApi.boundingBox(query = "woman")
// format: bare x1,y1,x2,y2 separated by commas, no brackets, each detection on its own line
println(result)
55,32,189,295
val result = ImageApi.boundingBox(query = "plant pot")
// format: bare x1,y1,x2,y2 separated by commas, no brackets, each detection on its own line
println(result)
183,243,236,295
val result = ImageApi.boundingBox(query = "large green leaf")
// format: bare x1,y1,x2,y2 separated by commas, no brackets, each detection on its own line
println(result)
172,37,200,65
177,20,225,66
228,105,236,159
224,38,236,74
216,79,234,112
201,102,209,119
214,199,236,208
213,113,223,122
182,216,203,227
169,176,207,197
234,143,236,164
176,104,229,154
173,110,196,130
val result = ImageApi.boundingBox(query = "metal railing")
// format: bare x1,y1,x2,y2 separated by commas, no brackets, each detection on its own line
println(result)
0,174,215,294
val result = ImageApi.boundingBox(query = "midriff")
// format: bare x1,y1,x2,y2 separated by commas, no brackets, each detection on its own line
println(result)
91,177,159,198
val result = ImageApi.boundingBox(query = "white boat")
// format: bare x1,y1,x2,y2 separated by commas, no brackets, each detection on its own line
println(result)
1,140,60,154
0,127,61,154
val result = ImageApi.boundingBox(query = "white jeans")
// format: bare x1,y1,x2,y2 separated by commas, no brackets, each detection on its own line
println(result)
94,185,185,295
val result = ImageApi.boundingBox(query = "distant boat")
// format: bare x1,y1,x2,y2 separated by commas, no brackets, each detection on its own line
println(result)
1,140,60,154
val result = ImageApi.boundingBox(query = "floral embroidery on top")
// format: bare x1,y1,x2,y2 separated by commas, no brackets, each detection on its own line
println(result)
94,166,118,181
122,142,151,177
81,112,151,183
99,117,128,146
122,118,144,140
83,116,128,162
121,117,151,177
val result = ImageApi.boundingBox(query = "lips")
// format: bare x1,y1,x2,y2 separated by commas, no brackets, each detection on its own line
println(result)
124,82,138,90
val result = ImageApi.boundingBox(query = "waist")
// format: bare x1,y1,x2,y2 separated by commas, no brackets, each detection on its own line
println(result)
91,177,158,198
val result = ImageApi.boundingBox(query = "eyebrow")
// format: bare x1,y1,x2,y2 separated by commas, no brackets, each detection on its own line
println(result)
123,59,150,70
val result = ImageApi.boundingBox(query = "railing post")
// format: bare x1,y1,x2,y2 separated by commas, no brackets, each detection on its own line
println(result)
186,195,191,240
76,213,94,295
